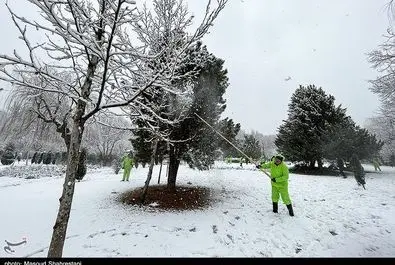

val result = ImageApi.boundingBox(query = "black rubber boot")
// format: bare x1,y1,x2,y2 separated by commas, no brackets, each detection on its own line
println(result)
286,204,294,216
273,202,278,213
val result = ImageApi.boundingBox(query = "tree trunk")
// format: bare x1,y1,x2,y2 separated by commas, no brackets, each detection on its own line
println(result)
140,139,158,204
157,159,163,184
317,159,323,169
47,119,84,257
25,151,29,166
167,145,180,190
47,54,98,257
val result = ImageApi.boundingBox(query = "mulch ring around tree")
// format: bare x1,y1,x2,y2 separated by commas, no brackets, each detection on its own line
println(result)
118,185,212,211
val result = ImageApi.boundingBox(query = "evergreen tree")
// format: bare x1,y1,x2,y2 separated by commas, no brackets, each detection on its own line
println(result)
130,125,153,167
241,134,262,162
275,85,343,168
132,44,230,188
1,143,16,165
277,85,383,170
178,55,229,170
323,116,383,162
217,118,241,158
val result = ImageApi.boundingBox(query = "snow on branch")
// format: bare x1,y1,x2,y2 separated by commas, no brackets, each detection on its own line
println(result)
0,0,228,144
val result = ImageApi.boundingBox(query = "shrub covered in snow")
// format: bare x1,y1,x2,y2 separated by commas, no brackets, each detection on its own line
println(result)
0,164,66,179
1,143,15,165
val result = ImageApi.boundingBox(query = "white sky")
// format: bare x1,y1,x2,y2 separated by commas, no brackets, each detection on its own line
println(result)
0,0,391,135
187,0,390,134
0,161,394,257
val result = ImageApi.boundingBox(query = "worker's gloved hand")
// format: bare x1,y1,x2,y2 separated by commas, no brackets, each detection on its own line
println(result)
271,178,276,182
255,164,260,169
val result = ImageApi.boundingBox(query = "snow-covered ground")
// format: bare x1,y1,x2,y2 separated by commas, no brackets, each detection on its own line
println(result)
0,161,394,257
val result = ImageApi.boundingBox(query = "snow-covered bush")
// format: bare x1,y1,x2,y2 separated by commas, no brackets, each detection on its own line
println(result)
1,143,15,165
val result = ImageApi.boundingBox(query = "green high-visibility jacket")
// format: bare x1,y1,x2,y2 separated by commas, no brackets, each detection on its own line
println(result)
122,155,134,170
259,160,289,183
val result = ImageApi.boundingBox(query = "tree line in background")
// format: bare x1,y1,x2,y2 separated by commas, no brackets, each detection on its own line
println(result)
1,84,386,173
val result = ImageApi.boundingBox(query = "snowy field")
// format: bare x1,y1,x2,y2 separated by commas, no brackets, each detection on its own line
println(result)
0,161,394,257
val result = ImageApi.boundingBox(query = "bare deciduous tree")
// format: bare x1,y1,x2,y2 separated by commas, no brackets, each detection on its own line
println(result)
0,97,64,153
0,0,227,257
83,113,131,165
367,2,395,162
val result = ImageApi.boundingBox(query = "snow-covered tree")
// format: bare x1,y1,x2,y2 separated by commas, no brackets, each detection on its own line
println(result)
277,85,383,168
0,142,16,165
366,115,395,164
323,116,384,163
275,85,344,168
0,99,64,153
241,134,262,162
132,50,230,188
217,117,241,158
83,113,131,166
0,0,227,257
259,134,277,158
367,18,395,163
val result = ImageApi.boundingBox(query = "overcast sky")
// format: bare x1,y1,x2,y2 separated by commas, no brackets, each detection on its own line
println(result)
187,0,390,135
0,0,391,135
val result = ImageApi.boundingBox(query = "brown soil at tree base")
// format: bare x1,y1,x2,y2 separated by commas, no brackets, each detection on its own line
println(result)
119,185,212,211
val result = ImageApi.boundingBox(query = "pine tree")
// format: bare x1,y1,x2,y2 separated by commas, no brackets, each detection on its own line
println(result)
166,54,229,174
217,118,241,158
275,85,343,168
132,46,230,188
130,122,156,168
322,116,383,162
276,84,383,169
